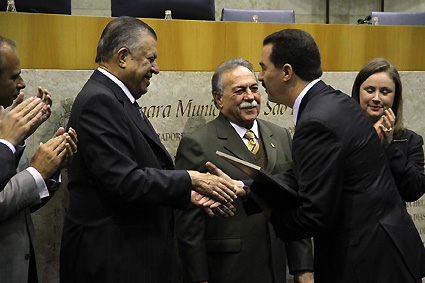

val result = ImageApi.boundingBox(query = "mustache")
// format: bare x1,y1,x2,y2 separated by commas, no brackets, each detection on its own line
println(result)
239,100,258,109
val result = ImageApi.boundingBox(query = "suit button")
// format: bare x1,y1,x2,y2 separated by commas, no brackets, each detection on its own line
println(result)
25,254,30,260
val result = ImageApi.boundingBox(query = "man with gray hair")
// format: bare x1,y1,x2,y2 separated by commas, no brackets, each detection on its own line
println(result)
60,16,237,283
174,58,314,283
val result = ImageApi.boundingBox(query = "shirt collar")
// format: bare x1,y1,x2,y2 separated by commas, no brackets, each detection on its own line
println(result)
293,78,320,125
97,67,135,104
229,119,259,140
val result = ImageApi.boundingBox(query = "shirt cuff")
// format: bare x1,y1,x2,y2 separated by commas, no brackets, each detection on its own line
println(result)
26,167,49,199
0,139,16,154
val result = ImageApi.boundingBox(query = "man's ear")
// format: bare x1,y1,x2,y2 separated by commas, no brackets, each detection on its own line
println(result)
213,91,223,108
117,47,130,68
282,63,293,81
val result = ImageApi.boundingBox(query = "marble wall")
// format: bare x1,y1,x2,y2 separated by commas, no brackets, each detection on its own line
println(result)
20,68,425,282
71,0,110,16
72,0,425,24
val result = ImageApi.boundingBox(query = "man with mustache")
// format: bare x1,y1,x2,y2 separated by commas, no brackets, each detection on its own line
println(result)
174,58,314,283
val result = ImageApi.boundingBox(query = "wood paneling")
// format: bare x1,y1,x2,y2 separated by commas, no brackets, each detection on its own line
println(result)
0,12,424,71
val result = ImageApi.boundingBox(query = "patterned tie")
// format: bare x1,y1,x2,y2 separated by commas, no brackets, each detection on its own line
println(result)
244,130,259,155
134,101,144,119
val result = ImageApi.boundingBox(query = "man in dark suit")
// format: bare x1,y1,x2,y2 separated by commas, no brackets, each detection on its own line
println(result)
0,35,77,283
241,28,425,282
59,16,236,283
175,58,314,283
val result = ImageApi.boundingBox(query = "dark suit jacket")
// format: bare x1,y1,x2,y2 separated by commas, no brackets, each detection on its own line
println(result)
386,129,425,201
262,80,425,282
0,142,17,189
174,113,313,283
60,70,192,283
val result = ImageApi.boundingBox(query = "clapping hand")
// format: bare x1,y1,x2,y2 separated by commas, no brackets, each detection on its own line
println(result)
374,108,395,148
53,127,78,169
0,96,45,146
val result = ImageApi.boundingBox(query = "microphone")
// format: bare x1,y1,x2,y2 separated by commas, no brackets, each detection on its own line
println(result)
357,15,372,24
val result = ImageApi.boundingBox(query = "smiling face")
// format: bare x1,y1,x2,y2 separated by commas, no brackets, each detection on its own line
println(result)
359,72,395,123
216,66,261,129
122,34,159,99
0,44,26,108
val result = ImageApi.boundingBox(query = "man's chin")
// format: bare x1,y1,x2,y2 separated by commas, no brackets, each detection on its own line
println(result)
136,88,148,98
266,95,279,104
3,99,14,108
241,111,259,122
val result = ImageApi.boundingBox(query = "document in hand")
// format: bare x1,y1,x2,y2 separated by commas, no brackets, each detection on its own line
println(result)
216,150,299,210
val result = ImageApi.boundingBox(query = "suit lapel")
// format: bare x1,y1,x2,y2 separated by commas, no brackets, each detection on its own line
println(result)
92,70,171,159
257,120,277,171
297,80,328,125
126,100,167,152
215,114,257,165
214,115,282,170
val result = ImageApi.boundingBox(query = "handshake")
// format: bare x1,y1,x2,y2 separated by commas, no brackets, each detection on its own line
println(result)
188,161,246,218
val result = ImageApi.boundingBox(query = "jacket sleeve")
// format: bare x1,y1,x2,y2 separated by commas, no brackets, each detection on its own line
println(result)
286,237,314,274
270,120,344,241
174,134,210,282
386,131,425,201
0,170,41,222
0,143,16,190
73,92,191,207
30,172,61,213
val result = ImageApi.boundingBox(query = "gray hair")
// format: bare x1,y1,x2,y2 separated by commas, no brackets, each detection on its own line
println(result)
211,58,257,108
0,36,17,76
95,16,157,63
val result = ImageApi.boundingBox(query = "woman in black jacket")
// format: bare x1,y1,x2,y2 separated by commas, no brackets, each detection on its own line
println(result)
352,58,425,201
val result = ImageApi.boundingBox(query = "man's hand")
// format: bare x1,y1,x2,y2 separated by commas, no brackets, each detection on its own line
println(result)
188,170,237,204
0,96,45,146
12,86,52,123
205,161,246,197
10,92,24,108
53,127,78,169
34,86,53,120
190,191,236,217
294,271,314,283
30,135,68,180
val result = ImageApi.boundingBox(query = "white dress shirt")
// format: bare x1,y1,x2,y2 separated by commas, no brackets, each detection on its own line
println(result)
98,67,135,104
229,119,259,149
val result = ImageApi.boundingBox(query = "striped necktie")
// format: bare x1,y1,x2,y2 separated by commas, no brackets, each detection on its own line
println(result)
244,130,259,155
134,101,144,119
